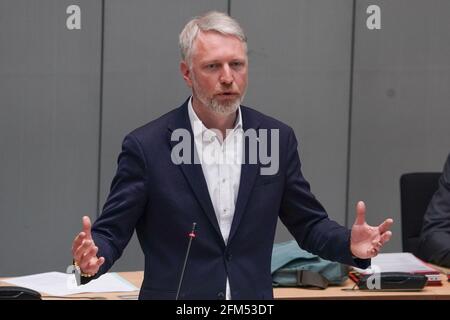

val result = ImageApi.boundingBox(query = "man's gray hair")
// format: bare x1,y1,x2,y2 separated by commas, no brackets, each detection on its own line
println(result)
179,11,247,65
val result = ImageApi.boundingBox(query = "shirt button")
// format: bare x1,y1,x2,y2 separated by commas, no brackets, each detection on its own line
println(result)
222,178,226,183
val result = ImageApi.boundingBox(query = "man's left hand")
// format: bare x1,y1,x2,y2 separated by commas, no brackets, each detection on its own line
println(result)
350,201,393,259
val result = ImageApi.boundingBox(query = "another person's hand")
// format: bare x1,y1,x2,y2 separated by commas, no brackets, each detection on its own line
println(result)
350,201,393,259
71,216,105,276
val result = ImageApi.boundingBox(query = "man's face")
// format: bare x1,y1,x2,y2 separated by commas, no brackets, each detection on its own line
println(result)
181,30,248,115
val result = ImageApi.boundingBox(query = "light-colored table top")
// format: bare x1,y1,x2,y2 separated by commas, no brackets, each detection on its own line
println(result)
1,269,449,300
274,275,450,300
277,265,450,300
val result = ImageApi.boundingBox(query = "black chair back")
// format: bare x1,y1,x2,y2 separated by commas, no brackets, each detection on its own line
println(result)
400,172,441,254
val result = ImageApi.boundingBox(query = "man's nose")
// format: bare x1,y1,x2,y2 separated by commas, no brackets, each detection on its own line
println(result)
219,64,233,85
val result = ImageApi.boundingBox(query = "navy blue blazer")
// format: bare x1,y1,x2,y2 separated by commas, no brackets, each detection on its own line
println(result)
87,99,370,299
419,153,450,267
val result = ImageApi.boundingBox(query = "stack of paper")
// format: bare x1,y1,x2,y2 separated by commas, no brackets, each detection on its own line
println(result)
2,272,139,296
353,252,441,285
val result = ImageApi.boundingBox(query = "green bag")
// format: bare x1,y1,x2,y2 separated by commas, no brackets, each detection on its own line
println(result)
271,240,349,289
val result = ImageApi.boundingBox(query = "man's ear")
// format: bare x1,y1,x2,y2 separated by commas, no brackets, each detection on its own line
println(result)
180,61,193,87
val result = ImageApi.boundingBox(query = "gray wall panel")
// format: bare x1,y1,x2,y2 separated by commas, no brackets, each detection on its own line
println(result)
100,0,228,271
3,0,448,276
231,1,354,242
0,0,102,275
349,0,450,252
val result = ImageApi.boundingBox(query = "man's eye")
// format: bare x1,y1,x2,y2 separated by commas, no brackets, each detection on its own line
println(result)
206,64,219,69
231,61,244,68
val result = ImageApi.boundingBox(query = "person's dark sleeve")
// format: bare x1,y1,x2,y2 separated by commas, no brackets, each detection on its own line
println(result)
418,153,450,267
279,128,370,269
80,133,149,284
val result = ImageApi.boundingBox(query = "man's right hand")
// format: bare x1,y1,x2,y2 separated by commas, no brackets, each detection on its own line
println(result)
72,216,105,276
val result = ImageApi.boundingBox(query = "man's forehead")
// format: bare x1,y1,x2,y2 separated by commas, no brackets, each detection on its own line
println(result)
196,29,240,41
194,30,246,55
193,31,247,60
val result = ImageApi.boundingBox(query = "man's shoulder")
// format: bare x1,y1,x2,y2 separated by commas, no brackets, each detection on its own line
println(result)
445,153,450,172
241,105,293,133
442,153,450,184
124,101,296,145
126,102,186,143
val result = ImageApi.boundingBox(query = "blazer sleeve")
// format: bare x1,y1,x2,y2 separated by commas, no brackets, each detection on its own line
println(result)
279,128,370,269
80,133,149,284
419,153,450,267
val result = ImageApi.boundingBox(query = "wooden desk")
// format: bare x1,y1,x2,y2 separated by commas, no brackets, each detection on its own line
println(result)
274,275,450,300
277,264,450,300
1,270,449,300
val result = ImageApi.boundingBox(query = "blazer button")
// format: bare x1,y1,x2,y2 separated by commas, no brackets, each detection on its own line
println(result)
226,253,233,261
217,292,225,300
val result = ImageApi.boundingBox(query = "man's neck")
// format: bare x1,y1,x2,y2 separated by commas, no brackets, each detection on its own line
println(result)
192,96,237,139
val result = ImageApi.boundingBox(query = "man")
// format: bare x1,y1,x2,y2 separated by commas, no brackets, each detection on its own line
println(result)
71,11,393,299
418,153,450,267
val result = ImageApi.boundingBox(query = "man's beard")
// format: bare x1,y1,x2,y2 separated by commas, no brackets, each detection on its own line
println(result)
191,75,245,115
209,95,241,115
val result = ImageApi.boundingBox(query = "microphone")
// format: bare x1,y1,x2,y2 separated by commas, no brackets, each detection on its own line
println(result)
176,222,197,300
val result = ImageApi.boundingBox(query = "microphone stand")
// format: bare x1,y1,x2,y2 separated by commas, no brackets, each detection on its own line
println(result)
176,222,197,300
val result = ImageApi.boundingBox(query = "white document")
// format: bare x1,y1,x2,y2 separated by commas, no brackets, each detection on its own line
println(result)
353,252,439,274
2,272,138,296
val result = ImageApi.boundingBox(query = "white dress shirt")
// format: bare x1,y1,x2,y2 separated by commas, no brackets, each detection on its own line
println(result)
188,97,243,300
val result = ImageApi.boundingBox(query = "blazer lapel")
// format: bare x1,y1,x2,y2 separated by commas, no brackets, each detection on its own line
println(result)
167,101,224,246
228,107,261,244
